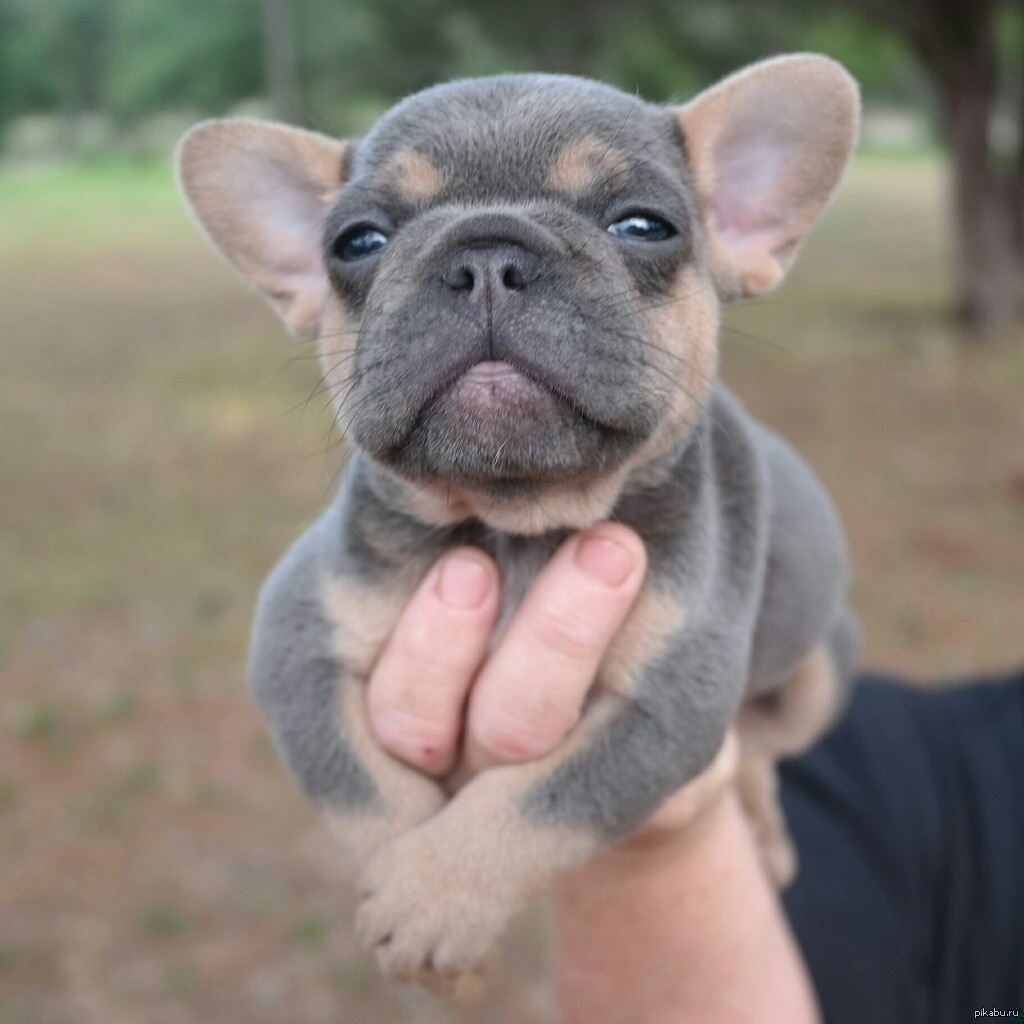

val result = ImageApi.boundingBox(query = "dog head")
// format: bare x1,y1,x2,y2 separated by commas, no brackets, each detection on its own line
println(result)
177,56,858,533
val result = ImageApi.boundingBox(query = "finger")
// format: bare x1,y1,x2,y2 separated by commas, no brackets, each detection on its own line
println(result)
368,548,499,775
466,524,646,770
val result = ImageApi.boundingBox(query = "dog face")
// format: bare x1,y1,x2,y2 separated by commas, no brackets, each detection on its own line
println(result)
327,77,705,495
177,57,858,530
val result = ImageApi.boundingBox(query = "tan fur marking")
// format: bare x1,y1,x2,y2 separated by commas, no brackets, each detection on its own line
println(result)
383,468,635,535
382,476,476,528
597,586,685,696
321,574,421,679
319,578,445,871
546,136,630,196
429,701,610,865
739,643,840,759
736,643,843,887
634,263,720,463
386,148,445,202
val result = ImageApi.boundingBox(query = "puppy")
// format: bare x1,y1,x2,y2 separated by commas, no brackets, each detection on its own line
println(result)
176,54,860,983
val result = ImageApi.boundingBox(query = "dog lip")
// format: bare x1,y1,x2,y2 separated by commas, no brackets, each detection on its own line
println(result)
460,360,520,383
445,359,551,411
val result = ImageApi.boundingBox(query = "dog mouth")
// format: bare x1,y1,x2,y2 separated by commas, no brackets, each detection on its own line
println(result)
376,356,629,487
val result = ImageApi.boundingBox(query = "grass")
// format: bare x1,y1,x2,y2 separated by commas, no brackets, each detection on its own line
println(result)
1,152,1022,1024
293,912,331,948
94,688,141,725
0,160,189,255
11,702,61,743
138,904,187,939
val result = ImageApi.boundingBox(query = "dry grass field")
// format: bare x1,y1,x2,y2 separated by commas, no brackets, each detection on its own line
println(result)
1,154,1023,1023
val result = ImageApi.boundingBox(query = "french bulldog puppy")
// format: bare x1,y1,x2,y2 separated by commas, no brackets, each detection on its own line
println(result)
176,54,860,984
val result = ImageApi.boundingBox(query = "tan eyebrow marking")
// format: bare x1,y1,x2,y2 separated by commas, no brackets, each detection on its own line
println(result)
385,148,445,202
546,136,630,196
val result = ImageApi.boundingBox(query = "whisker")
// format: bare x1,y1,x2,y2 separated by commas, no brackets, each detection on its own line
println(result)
719,323,795,356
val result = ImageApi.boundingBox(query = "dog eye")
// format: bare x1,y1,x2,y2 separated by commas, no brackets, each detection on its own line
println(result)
333,226,389,261
607,214,676,242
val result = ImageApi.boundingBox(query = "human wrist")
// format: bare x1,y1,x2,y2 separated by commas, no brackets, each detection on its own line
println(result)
552,791,820,1024
556,776,733,900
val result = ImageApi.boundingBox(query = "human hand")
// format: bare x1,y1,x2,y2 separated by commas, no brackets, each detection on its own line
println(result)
365,521,651,784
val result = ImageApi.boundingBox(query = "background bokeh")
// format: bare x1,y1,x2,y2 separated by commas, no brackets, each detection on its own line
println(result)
1,2,1022,1022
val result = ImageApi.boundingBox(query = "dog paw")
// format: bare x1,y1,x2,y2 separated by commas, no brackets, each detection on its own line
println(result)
355,827,517,982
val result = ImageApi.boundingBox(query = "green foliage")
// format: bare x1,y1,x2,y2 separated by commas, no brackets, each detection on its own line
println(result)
995,4,1022,87
0,0,110,139
296,0,465,135
797,11,910,94
0,0,926,151
107,0,263,120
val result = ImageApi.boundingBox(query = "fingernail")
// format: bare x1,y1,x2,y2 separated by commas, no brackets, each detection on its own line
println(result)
437,553,491,608
574,534,635,586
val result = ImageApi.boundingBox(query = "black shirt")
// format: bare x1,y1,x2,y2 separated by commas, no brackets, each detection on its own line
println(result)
782,672,1024,1022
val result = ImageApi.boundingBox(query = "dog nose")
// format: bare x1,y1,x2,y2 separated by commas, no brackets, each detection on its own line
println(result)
442,247,540,298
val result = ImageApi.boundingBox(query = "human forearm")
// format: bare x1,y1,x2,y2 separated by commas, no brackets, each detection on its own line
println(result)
552,791,821,1024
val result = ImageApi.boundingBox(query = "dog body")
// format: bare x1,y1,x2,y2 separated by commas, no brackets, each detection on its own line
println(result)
178,58,860,980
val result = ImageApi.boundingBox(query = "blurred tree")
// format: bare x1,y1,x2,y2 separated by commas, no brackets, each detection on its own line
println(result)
449,0,798,96
0,0,111,153
0,1,44,137
295,0,467,135
822,0,1024,333
106,0,261,122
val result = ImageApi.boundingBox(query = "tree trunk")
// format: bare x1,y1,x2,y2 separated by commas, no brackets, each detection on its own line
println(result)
889,0,1024,335
1015,0,1024,254
944,71,1024,334
261,0,303,124
1014,45,1024,257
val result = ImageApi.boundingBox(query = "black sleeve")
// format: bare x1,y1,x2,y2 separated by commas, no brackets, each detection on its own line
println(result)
781,670,1024,1024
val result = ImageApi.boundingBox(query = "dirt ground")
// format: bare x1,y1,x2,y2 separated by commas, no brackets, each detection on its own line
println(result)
1,155,1022,1023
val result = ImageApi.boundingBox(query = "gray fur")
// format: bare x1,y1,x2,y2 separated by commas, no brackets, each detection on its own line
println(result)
248,503,378,807
746,421,850,692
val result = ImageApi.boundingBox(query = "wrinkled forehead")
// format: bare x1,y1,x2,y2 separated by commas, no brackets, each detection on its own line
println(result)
347,75,689,206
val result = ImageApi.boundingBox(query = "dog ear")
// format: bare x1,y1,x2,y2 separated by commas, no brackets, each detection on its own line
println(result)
175,119,347,338
677,54,859,300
